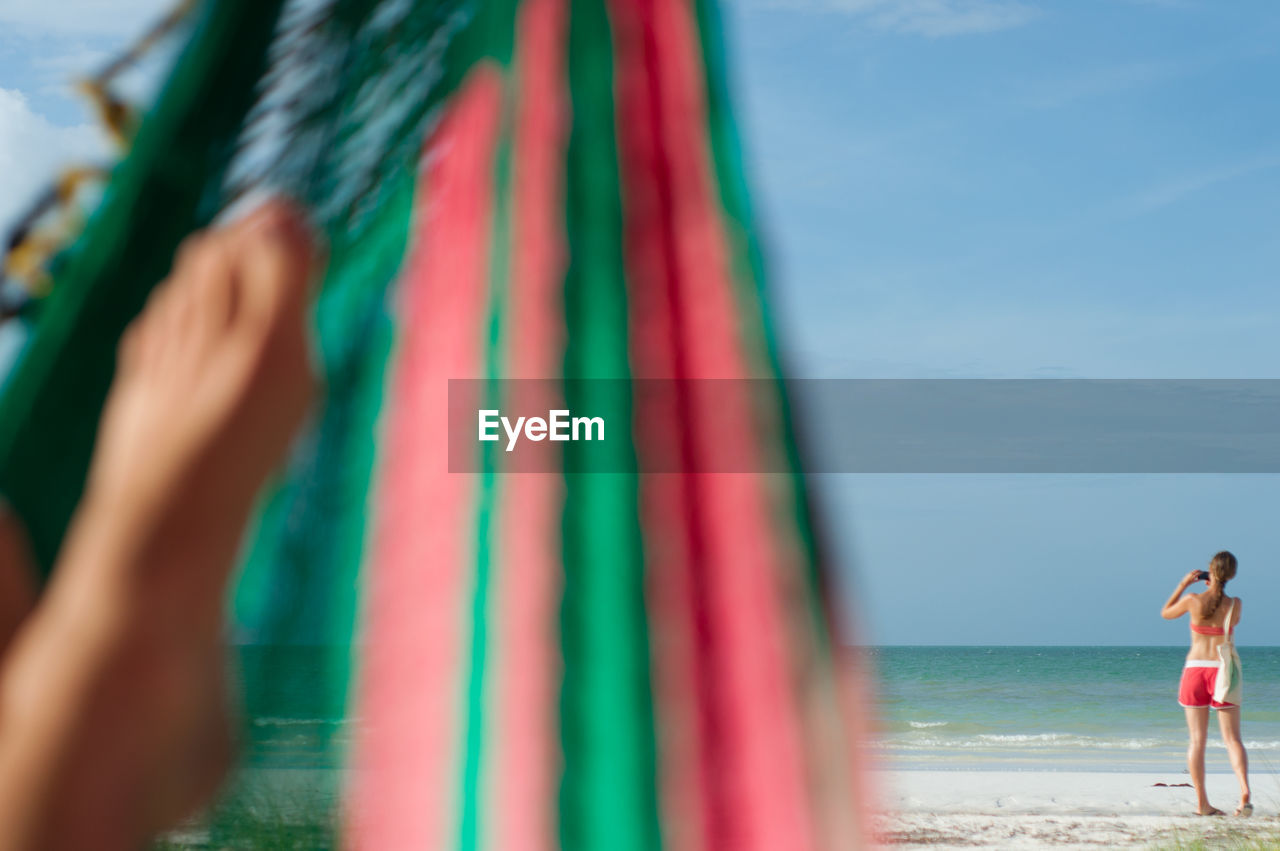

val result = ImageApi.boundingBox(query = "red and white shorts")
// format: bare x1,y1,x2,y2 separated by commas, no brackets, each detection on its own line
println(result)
1178,661,1237,709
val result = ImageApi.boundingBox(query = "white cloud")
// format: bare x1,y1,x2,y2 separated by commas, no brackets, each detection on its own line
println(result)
31,45,116,88
1116,0,1194,7
0,88,104,240
0,0,175,39
1117,154,1280,218
755,0,1039,37
1011,60,1185,109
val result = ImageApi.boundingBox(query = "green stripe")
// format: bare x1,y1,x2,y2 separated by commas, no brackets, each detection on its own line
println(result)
232,167,416,715
460,69,518,851
218,123,420,851
458,1,523,846
0,0,287,573
561,0,661,849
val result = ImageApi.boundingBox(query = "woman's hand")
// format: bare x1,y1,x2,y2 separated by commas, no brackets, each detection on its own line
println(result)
1163,571,1203,619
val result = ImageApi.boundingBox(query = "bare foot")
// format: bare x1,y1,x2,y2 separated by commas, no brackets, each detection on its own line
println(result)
1236,801,1253,817
89,201,319,567
0,200,320,848
90,199,319,813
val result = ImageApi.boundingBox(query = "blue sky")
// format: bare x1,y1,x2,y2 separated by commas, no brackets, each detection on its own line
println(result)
731,0,1280,379
0,2,177,235
3,0,1279,644
727,0,1280,644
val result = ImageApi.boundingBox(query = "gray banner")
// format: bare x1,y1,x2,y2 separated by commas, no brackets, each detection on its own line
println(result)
448,379,1280,473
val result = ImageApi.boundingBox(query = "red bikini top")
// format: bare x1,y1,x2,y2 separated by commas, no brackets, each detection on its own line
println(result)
1192,600,1237,637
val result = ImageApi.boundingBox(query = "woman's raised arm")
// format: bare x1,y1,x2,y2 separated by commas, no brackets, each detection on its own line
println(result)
1161,571,1203,619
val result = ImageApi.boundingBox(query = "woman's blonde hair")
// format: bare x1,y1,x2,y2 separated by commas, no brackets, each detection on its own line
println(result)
1204,550,1238,619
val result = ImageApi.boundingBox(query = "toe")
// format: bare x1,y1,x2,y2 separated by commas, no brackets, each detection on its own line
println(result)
154,280,190,369
180,233,235,344
116,320,143,374
231,203,316,333
172,233,210,276
192,239,237,335
147,233,238,377
171,274,201,353
239,198,312,248
133,283,173,369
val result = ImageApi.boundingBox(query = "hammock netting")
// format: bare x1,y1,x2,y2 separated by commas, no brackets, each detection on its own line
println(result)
0,0,861,847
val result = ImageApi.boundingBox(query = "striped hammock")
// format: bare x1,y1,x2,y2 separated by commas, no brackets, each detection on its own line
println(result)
0,0,864,847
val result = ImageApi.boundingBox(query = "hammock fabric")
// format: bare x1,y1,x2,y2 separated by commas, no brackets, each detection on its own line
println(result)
0,0,863,848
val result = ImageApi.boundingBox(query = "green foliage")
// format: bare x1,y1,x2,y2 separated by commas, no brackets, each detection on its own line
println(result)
154,776,340,850
1152,822,1280,850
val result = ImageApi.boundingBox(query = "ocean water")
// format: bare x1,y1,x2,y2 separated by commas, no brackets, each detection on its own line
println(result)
233,646,349,771
229,645,1280,776
868,646,1280,772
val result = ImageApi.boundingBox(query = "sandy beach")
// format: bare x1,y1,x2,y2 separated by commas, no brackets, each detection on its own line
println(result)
874,769,1280,848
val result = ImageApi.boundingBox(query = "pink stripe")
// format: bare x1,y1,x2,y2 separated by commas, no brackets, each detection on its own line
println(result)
347,67,504,850
645,2,829,845
608,4,716,851
489,1,569,849
646,4,866,842
608,0,853,846
647,1,867,844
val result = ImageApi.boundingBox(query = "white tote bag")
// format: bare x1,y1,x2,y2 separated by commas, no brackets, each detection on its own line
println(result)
1213,600,1243,706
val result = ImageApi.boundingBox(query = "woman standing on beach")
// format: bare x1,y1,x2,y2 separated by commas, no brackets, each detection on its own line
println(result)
1161,551,1251,817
